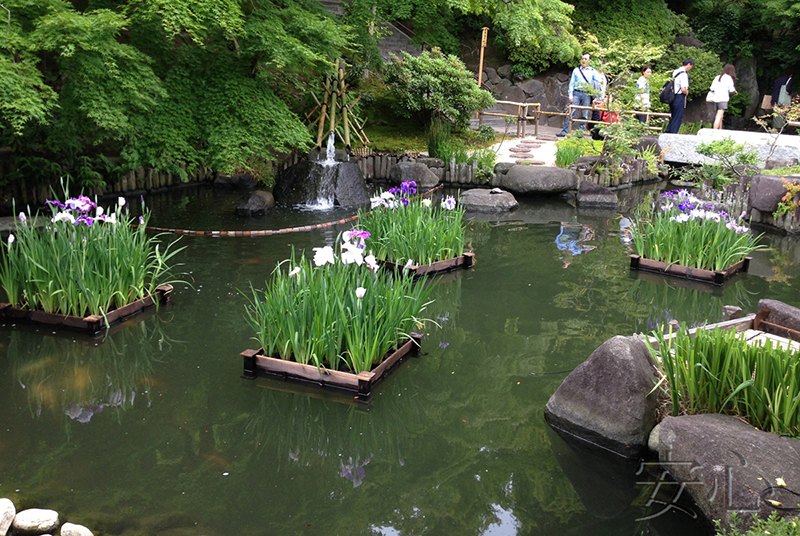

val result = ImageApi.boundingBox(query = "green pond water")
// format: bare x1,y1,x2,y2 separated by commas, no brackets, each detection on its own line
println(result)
2,185,800,536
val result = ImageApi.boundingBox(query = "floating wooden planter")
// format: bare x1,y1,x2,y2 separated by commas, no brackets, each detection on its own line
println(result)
629,255,750,286
0,284,173,334
241,333,423,398
380,252,474,277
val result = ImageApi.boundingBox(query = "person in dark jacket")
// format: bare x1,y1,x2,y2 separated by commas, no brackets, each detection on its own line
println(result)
772,67,793,107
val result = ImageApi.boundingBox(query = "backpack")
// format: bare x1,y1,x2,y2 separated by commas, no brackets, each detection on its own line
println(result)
659,78,676,104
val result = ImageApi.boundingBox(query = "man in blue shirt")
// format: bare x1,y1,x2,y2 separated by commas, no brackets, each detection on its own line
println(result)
558,52,601,136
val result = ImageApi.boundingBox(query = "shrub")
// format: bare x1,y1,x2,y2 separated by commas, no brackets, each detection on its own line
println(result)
383,48,495,127
476,125,496,142
654,45,723,100
716,512,800,536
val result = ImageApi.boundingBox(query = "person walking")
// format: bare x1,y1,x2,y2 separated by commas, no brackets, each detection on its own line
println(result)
636,65,653,123
710,64,738,129
665,58,694,134
558,52,601,136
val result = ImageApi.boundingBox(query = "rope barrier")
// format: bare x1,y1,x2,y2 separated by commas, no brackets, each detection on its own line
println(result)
145,184,445,237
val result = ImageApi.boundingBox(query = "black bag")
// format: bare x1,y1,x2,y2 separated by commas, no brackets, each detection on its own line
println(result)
659,78,676,104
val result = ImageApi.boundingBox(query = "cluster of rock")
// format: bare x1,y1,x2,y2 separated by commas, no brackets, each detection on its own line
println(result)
0,499,93,536
544,300,800,531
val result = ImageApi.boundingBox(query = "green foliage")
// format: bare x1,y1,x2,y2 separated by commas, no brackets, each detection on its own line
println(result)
1,0,353,186
654,45,723,100
555,145,584,168
384,48,495,127
572,0,689,49
0,187,184,317
577,31,667,82
675,163,735,191
243,239,433,374
765,165,800,177
649,325,800,439
716,512,800,536
727,91,751,118
678,122,712,135
476,124,496,142
696,138,759,179
494,0,581,73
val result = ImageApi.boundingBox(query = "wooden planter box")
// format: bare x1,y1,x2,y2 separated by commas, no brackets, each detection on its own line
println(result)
629,255,751,286
0,284,173,334
380,252,474,277
241,333,423,398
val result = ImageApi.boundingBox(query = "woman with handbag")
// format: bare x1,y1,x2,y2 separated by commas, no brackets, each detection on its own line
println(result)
708,64,738,129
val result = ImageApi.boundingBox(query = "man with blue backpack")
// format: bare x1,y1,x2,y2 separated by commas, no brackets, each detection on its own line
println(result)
664,58,694,133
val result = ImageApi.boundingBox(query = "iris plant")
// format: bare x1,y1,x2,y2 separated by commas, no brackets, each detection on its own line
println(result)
244,233,433,374
631,190,765,271
0,187,184,317
650,325,800,439
360,182,466,266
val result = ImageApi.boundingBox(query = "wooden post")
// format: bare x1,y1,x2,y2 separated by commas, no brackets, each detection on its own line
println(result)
475,27,488,119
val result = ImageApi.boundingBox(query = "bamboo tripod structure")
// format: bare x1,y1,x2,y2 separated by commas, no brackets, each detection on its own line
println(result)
306,60,370,152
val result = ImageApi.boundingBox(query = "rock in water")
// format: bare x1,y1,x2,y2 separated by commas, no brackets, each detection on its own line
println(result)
12,508,59,535
61,522,95,536
0,498,15,536
544,335,664,457
273,160,369,208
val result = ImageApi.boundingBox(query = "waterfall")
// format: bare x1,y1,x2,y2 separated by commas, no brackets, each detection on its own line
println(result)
301,132,337,210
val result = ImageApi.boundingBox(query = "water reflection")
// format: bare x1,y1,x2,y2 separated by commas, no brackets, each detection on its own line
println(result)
625,278,757,333
556,223,597,256
9,312,177,424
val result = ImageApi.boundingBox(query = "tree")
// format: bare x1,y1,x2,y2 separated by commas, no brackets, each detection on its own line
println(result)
0,0,355,185
383,48,495,127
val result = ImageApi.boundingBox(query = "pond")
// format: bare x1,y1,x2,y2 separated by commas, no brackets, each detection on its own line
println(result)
1,185,799,536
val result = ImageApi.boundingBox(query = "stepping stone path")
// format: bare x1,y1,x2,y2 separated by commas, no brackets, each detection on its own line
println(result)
509,147,531,153
515,160,546,165
537,135,560,142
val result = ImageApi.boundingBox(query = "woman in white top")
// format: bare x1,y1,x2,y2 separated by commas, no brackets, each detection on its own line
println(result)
636,65,653,123
711,63,738,129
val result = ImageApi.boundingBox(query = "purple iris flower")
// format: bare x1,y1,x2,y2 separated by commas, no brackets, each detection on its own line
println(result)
76,214,94,227
400,197,409,206
65,195,96,213
401,180,417,195
677,200,694,212
46,200,66,209
439,341,449,348
661,191,675,199
349,229,371,241
388,187,401,196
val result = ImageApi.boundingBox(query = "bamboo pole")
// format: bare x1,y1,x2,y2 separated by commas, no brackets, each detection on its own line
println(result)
329,61,339,141
316,77,331,147
339,66,351,150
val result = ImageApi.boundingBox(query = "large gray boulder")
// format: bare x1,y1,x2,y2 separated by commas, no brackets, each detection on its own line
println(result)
577,180,618,208
236,190,275,216
649,414,800,531
0,498,14,536
460,188,518,212
388,162,439,189
544,335,663,457
273,160,370,208
749,174,799,213
498,165,578,195
519,79,544,97
12,508,59,535
757,298,800,339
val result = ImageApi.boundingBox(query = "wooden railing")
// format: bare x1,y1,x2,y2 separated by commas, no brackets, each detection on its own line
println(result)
479,102,671,134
